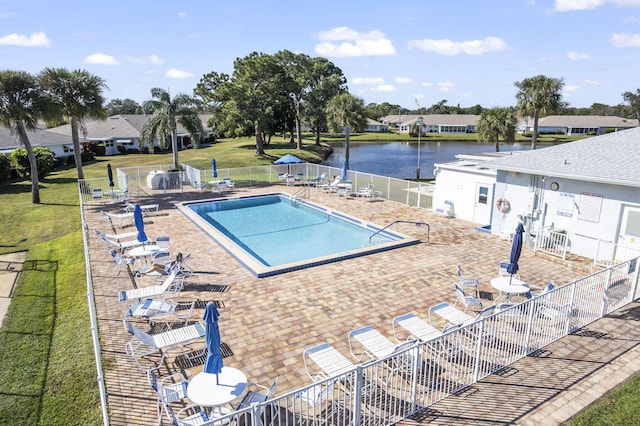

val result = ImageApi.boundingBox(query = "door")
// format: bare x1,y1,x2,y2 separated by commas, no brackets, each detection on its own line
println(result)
473,184,491,224
616,205,640,261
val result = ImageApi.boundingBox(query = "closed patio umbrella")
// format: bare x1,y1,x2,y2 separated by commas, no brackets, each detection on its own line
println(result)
507,223,524,284
203,302,223,384
211,158,218,178
133,204,148,244
342,160,348,181
107,164,114,187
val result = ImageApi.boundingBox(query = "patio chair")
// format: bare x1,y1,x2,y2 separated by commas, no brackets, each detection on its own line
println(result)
147,370,188,425
101,210,135,228
498,260,520,279
231,377,280,426
92,188,103,201
97,230,148,251
95,229,138,241
294,382,346,425
174,403,214,426
456,264,480,297
317,176,341,191
118,267,183,302
356,183,375,198
223,177,235,189
109,249,135,276
306,173,326,186
453,284,483,313
123,201,159,213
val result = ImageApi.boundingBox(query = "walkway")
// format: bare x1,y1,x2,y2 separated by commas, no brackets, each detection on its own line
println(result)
83,185,638,425
0,251,27,329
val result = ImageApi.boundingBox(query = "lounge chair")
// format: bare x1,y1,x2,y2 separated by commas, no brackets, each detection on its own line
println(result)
306,173,326,186
92,188,104,201
223,177,235,189
109,249,135,276
123,201,159,213
428,302,476,327
356,183,375,198
101,210,135,228
118,267,183,302
124,318,206,368
317,177,341,191
96,230,148,251
95,229,138,241
392,313,442,344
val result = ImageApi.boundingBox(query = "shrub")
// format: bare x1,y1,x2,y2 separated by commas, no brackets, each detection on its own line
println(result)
10,147,55,179
0,153,11,182
95,144,106,156
81,151,95,162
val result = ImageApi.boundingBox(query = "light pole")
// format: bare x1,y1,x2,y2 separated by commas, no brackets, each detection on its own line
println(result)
416,116,423,180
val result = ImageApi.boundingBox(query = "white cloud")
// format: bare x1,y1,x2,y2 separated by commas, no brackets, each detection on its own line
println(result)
84,53,120,65
437,82,455,92
554,0,640,12
611,33,640,46
408,36,507,56
352,77,386,85
178,12,187,19
0,31,51,47
315,26,396,57
413,94,424,99
564,84,580,92
421,82,433,87
166,68,194,79
372,84,396,92
567,51,590,60
585,79,600,85
125,54,165,65
394,77,412,84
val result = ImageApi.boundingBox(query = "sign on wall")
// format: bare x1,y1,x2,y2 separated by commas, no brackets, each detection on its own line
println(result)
577,192,603,223
557,192,575,217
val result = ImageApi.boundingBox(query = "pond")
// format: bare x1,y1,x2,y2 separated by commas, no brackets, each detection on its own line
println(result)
323,141,529,179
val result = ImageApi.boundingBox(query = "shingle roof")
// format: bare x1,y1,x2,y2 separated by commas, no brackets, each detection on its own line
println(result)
0,127,70,150
487,127,640,187
538,115,639,128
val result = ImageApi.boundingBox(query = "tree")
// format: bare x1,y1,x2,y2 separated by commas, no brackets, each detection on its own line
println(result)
38,68,108,179
622,89,640,120
140,88,203,170
106,98,141,115
476,107,517,152
0,70,53,203
326,93,367,170
515,75,565,150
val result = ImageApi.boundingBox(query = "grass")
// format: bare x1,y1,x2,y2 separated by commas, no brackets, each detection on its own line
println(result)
566,375,640,425
0,132,629,424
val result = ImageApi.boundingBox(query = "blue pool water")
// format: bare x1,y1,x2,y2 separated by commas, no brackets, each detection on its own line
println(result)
181,194,418,277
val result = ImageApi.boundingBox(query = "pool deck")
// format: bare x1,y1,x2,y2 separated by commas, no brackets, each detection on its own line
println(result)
83,184,640,425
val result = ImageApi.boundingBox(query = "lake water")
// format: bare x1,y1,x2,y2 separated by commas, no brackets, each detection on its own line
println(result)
323,141,529,179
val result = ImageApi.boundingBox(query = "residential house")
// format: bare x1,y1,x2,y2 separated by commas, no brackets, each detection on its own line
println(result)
432,127,640,263
518,115,639,136
0,126,74,158
365,118,389,132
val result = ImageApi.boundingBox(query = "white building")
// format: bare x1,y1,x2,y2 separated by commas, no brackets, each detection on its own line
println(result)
432,128,640,263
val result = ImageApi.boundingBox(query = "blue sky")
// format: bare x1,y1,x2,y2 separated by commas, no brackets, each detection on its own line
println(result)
2,0,640,110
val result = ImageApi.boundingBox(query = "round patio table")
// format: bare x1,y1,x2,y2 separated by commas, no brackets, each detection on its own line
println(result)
187,367,247,419
490,276,530,303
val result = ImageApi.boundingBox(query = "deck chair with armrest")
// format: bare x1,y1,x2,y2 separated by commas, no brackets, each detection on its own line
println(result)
231,377,280,426
118,267,183,302
453,284,483,313
109,249,135,276
123,318,206,369
147,370,189,425
456,264,480,297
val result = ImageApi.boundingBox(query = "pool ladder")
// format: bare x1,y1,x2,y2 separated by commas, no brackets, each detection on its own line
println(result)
291,186,310,204
369,220,430,244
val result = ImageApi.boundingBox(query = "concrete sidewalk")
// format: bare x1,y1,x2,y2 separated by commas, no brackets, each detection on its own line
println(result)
0,251,27,329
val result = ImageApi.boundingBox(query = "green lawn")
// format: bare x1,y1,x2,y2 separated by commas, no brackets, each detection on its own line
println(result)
0,133,631,425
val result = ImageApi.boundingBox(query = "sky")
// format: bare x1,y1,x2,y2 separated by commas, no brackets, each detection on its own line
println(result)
2,0,640,110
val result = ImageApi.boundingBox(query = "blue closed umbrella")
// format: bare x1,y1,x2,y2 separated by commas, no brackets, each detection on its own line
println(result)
133,204,148,244
507,223,524,283
342,160,348,181
212,158,218,178
107,164,114,187
203,302,223,384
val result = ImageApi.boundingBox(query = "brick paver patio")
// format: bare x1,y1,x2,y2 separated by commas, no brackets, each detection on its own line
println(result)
83,184,639,425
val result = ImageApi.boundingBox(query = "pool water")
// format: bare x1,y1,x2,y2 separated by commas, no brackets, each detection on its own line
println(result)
180,194,418,277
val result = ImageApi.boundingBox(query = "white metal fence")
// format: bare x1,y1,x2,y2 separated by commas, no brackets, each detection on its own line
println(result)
192,257,639,426
78,163,434,209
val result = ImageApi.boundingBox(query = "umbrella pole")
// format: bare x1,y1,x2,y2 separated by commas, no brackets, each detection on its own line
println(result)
216,373,219,385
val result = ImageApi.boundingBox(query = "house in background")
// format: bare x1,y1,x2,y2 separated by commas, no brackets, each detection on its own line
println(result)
365,118,388,132
432,127,640,264
0,127,74,157
518,115,639,135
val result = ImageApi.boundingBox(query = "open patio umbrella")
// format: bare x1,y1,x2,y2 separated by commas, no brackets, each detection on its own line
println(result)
507,223,524,284
107,164,114,187
274,154,303,174
133,204,148,244
211,158,218,179
203,302,223,384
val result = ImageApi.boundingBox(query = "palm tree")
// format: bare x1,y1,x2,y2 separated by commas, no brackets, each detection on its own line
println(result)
140,88,203,171
326,93,367,170
515,75,565,150
38,68,108,180
0,71,53,203
476,107,517,152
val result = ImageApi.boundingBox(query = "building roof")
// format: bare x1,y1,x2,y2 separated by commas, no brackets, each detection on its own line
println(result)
487,127,640,187
537,115,639,128
0,127,70,150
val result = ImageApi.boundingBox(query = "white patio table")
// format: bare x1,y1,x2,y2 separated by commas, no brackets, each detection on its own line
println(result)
187,367,247,419
490,276,530,303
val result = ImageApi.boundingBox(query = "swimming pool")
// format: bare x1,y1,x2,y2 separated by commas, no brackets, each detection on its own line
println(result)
178,194,419,277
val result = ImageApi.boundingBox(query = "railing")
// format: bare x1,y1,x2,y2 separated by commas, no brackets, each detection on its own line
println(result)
291,186,310,202
535,227,569,260
191,255,639,426
369,220,430,244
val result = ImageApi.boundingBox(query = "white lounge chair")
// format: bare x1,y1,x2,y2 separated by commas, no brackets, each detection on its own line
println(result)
97,230,148,251
356,183,375,198
392,313,442,344
109,249,135,276
118,267,183,302
124,201,159,213
124,318,206,367
317,177,341,192
428,302,476,327
95,229,138,241
101,210,135,228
